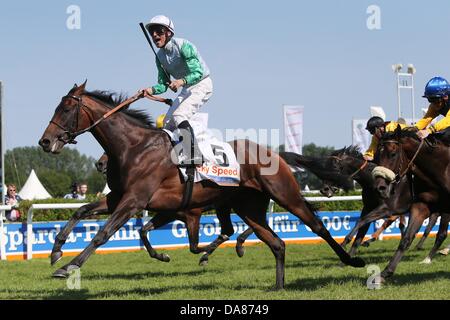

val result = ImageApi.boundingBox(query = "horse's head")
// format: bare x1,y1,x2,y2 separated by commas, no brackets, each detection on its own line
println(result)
39,81,90,153
319,182,340,198
373,125,404,198
317,147,365,193
95,152,108,174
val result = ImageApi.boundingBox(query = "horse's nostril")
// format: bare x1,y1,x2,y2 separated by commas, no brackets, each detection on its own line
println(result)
378,185,387,192
39,138,50,147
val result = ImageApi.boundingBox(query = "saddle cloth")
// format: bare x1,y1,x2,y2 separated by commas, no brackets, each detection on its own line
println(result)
163,129,240,186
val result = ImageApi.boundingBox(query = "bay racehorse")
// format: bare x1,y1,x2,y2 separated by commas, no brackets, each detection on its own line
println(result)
372,127,450,280
38,82,364,289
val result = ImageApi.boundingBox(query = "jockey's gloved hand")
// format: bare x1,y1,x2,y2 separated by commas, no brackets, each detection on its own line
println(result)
139,87,153,96
169,79,186,92
417,129,430,140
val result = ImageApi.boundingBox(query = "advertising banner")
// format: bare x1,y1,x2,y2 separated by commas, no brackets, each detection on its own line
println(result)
0,212,444,260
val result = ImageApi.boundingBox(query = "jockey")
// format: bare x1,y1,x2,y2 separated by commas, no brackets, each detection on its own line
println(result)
140,15,212,166
363,116,407,161
415,76,450,139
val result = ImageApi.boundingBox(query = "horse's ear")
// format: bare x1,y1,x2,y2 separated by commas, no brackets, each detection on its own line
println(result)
73,79,87,95
395,124,402,138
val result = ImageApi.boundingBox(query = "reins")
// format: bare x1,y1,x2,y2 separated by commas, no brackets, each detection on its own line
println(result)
329,155,368,180
51,91,172,144
349,160,368,179
382,138,425,184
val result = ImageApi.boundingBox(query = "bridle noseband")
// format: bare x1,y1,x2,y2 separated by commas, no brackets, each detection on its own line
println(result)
49,94,92,144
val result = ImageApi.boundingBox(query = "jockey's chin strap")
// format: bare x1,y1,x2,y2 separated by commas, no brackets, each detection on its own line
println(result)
50,92,172,144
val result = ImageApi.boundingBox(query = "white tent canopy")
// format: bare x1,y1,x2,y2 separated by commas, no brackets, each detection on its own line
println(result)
18,169,52,200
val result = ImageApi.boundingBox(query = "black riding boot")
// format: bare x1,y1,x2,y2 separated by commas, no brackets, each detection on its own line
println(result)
177,120,203,166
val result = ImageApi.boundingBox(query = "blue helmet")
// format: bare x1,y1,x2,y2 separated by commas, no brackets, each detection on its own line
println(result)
423,77,449,98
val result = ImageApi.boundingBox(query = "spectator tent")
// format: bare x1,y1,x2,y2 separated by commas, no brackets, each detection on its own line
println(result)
18,169,52,200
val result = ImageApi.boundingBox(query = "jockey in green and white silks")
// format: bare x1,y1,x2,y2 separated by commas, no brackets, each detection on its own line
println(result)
141,15,213,166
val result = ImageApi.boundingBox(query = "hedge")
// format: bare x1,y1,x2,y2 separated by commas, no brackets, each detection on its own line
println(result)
7,191,363,223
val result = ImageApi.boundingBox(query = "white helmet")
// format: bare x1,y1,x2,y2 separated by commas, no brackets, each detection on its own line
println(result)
146,15,175,34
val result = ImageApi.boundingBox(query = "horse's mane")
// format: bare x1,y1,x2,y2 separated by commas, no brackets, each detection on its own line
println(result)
382,127,421,141
85,90,155,128
331,145,363,159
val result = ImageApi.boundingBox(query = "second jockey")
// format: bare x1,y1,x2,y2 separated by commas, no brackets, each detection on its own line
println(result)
416,76,450,139
140,15,213,166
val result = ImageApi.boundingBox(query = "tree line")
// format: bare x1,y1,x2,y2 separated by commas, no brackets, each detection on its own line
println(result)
4,147,105,197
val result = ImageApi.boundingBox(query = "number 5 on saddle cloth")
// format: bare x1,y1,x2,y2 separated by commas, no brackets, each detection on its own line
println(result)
163,113,240,187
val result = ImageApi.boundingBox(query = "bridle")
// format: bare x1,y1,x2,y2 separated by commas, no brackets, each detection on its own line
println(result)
380,138,425,184
329,155,368,180
50,94,91,144
49,91,172,145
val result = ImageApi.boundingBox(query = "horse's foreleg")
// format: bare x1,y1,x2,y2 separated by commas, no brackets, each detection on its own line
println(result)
348,223,371,257
420,213,449,264
53,196,141,278
345,205,391,242
381,202,429,281
190,206,235,266
51,198,109,265
415,212,439,250
140,213,176,262
362,216,397,247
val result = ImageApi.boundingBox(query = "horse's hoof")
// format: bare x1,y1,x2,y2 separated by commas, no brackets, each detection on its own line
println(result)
160,253,170,263
52,268,69,279
361,241,370,248
52,265,79,279
419,257,432,264
198,253,209,266
439,248,449,256
236,245,245,258
348,257,365,268
50,251,63,266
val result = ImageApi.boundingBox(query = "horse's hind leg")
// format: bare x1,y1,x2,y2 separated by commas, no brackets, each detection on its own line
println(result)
234,192,285,290
51,198,109,265
260,172,365,268
194,205,235,266
380,202,429,281
420,213,449,264
415,212,439,250
140,213,176,262
236,227,254,258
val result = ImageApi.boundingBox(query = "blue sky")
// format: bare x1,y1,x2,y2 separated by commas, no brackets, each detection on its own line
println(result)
1,0,450,159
